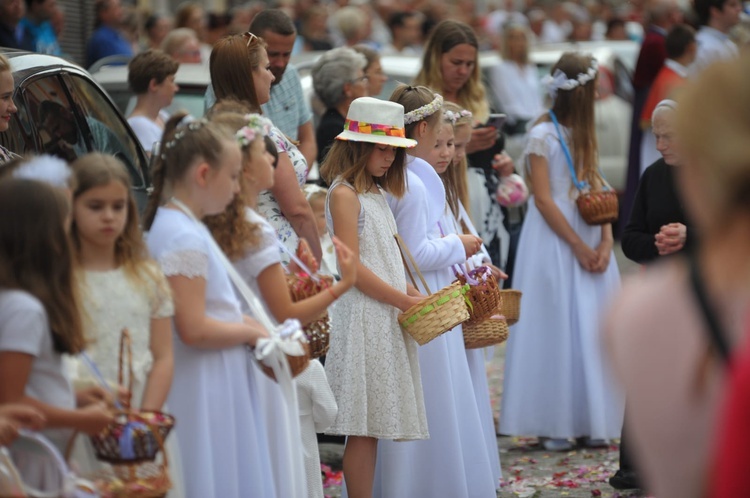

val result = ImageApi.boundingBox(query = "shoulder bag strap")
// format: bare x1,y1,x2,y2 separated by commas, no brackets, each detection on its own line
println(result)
688,252,731,365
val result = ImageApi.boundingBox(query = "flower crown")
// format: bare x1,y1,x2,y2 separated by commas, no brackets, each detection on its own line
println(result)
443,109,473,125
404,93,444,125
541,59,598,100
235,114,274,147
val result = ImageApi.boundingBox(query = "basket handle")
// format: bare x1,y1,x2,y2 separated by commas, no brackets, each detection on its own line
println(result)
14,430,82,497
394,234,432,295
118,328,134,410
275,239,323,284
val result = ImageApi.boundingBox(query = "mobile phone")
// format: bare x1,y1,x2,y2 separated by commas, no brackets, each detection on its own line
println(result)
485,113,507,130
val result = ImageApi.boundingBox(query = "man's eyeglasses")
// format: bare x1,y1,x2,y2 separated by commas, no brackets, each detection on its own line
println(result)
243,32,261,47
351,76,369,85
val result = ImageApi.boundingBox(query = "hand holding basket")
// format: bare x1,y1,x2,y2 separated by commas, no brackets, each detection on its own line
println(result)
395,235,471,345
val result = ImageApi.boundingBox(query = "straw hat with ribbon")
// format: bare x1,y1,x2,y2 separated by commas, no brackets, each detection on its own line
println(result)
336,97,418,149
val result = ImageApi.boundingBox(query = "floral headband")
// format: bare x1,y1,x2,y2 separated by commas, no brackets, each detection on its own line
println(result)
404,93,444,125
541,59,598,100
236,113,274,147
162,117,205,158
443,109,473,125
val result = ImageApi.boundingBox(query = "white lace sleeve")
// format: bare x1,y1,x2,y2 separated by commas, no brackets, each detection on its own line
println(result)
524,135,550,158
158,249,209,278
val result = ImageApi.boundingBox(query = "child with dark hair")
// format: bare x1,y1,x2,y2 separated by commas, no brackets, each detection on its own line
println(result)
126,49,179,153
692,0,741,73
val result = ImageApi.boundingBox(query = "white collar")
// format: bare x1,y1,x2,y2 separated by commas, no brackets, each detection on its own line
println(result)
665,59,689,78
700,25,730,41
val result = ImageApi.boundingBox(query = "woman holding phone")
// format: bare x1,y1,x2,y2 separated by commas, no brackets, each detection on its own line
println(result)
414,20,516,272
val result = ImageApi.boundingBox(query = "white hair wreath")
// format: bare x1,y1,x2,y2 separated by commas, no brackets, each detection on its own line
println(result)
541,59,598,100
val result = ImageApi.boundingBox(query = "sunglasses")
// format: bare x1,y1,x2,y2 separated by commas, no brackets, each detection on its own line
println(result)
243,31,261,47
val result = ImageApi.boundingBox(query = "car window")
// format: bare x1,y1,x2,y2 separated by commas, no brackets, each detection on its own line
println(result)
65,74,147,188
13,73,74,159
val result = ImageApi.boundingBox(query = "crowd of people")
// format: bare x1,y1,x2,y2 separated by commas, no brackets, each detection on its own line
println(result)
1,0,750,498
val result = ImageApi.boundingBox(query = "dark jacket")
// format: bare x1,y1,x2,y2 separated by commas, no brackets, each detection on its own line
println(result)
622,158,693,264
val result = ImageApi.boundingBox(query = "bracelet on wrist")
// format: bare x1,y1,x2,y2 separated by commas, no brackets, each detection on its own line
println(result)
327,286,338,300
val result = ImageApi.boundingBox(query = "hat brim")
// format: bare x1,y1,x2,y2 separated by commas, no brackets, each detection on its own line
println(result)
335,130,417,148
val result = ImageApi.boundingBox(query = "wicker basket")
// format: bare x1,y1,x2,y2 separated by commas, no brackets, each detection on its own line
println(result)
286,272,333,359
456,265,502,324
463,316,510,349
576,190,619,225
395,235,470,345
260,339,311,381
92,445,171,498
498,289,522,326
89,330,175,465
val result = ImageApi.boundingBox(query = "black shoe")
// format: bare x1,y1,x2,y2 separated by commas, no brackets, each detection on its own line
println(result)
609,469,642,490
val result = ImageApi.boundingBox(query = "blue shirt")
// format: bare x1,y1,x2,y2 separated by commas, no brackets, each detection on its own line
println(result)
86,25,133,68
261,65,312,140
18,18,60,55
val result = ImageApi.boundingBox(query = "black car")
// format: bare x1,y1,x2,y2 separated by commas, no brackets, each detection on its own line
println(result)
0,49,150,209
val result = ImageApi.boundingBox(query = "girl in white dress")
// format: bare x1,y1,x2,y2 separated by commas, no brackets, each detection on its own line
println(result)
0,179,113,490
67,153,184,495
142,114,276,498
203,107,356,498
440,102,506,488
499,53,624,451
375,85,498,497
319,96,429,498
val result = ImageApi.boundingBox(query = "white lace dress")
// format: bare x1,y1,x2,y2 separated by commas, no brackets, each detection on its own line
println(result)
324,181,428,440
146,207,278,498
71,266,185,496
257,127,309,265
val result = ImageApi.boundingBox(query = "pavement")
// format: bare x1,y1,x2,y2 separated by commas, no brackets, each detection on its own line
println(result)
319,244,644,498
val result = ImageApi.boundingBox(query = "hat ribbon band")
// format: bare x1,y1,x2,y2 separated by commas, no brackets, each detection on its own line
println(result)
344,119,406,138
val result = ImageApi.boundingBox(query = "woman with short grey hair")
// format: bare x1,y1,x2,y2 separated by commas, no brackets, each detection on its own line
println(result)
312,47,368,166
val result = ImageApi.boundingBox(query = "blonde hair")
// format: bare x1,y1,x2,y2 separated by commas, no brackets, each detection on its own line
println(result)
414,20,489,123
442,101,471,219
537,52,601,190
203,106,263,259
501,23,530,64
676,53,750,223
0,53,10,73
